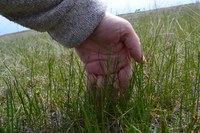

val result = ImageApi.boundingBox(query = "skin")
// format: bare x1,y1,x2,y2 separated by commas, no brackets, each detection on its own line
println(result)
75,12,146,91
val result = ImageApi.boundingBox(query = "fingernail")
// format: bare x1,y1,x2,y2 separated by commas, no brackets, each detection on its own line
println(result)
142,56,147,64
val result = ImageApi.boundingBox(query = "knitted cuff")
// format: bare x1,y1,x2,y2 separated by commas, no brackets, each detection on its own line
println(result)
48,0,106,48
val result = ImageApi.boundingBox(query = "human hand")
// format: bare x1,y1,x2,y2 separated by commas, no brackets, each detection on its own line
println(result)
75,12,146,90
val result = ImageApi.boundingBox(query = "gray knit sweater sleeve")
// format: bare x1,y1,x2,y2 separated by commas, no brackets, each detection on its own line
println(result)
0,0,106,48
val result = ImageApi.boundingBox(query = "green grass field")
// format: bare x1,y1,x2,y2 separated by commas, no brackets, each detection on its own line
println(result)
0,3,199,133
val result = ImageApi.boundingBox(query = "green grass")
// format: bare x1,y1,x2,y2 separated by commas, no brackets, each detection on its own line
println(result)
0,3,200,133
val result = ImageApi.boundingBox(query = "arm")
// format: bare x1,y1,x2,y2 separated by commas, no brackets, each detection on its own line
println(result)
0,0,106,48
0,1,146,91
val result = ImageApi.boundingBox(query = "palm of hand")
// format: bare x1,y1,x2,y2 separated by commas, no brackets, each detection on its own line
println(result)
75,13,145,90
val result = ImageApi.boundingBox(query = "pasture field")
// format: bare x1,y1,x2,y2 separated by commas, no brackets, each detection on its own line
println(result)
0,3,199,133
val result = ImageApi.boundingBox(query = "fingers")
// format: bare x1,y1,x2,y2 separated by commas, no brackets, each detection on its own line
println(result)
87,74,106,91
87,74,96,90
97,75,104,88
123,24,147,64
86,64,132,90
85,55,129,75
118,63,132,88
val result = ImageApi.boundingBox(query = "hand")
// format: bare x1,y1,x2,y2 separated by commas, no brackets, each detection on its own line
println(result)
75,12,146,90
